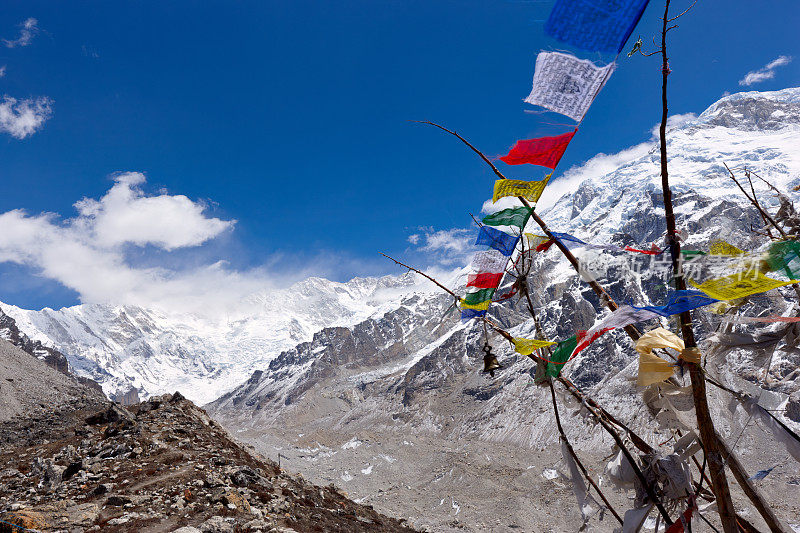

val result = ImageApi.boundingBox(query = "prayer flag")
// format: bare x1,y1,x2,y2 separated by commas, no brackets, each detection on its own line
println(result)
767,240,800,280
632,290,719,317
470,249,508,274
460,308,486,320
544,0,650,54
475,225,520,257
709,240,744,256
635,327,682,386
523,233,550,250
462,287,496,306
482,206,531,229
499,129,577,168
524,51,616,122
459,299,491,311
513,337,557,356
492,177,550,204
547,336,578,377
467,272,503,289
690,272,795,301
638,351,675,386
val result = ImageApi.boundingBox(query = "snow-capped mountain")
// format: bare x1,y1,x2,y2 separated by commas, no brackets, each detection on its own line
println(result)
204,88,800,531
0,273,437,404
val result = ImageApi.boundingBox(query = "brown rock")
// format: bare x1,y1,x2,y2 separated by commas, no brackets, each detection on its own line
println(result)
0,510,49,531
223,490,251,513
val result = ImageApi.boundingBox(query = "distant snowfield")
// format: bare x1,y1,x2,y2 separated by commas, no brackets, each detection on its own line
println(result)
0,272,445,404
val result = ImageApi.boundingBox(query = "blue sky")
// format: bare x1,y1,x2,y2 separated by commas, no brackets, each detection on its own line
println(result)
0,0,798,311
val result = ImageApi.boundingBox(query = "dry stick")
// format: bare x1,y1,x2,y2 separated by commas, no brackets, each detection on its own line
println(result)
379,253,460,305
724,163,789,239
656,3,737,530
551,378,675,525
717,438,789,533
548,380,624,525
746,171,776,241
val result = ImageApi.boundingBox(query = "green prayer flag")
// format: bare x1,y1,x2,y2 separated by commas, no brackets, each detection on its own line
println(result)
681,250,706,258
482,207,531,229
766,240,800,280
546,335,577,378
462,287,496,306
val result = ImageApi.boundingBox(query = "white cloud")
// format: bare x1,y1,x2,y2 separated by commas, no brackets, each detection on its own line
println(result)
3,18,40,48
407,227,475,266
0,174,251,312
739,55,793,86
0,66,6,77
74,172,234,250
0,95,53,139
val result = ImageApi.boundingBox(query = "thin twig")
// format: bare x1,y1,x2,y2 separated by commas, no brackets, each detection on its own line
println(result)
549,380,624,525
379,253,460,304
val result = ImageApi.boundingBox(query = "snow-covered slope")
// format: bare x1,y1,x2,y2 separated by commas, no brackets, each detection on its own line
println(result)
0,273,437,404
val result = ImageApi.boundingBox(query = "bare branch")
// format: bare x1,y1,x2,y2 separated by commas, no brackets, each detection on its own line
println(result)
723,162,788,238
380,252,460,303
667,0,699,22
411,120,507,181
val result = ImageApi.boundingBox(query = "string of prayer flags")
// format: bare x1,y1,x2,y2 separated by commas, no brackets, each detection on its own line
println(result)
513,337,557,356
689,272,795,301
721,314,800,325
499,129,577,168
741,397,800,464
572,291,721,357
544,0,650,54
635,327,683,386
525,52,616,122
475,225,520,257
467,272,504,289
492,176,550,204
482,206,532,229
550,231,664,255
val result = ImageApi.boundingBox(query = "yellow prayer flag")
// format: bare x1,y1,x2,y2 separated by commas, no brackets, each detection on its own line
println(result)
459,299,491,311
638,352,675,386
513,337,557,355
492,176,550,204
709,240,744,256
523,233,549,250
635,328,682,386
689,271,794,301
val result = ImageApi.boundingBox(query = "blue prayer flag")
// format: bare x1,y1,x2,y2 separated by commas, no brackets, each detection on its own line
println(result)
461,308,487,321
633,290,719,317
476,225,520,257
544,0,650,54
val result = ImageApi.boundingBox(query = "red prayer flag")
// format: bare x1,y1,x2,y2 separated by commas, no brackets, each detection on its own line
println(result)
467,272,503,289
499,128,577,168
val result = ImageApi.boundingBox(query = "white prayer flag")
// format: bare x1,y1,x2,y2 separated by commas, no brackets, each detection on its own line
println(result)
524,51,616,122
470,249,508,274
